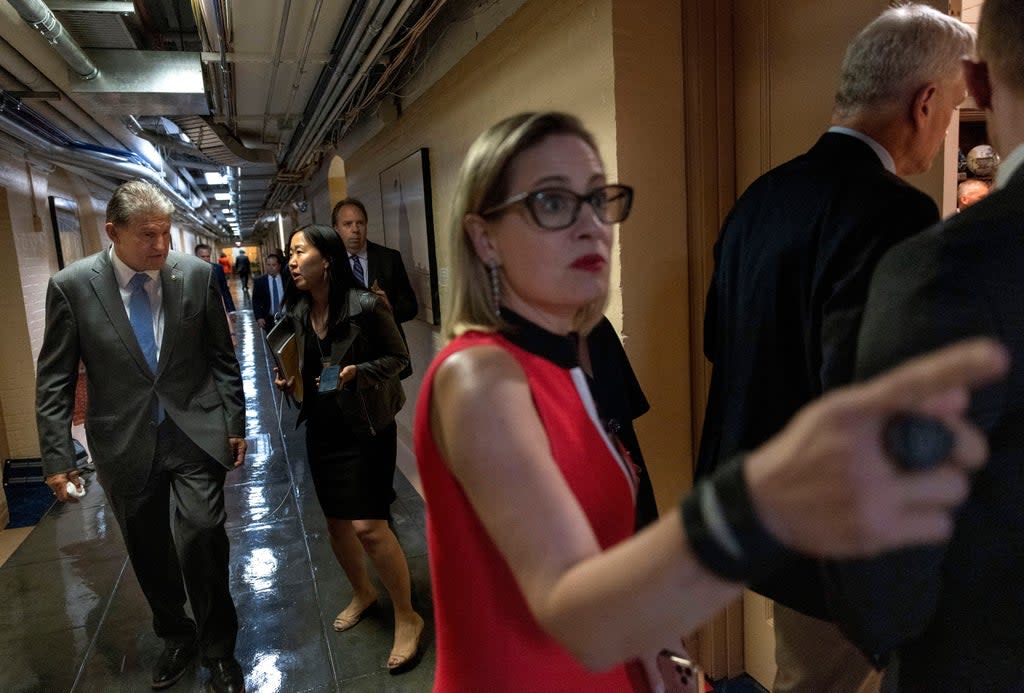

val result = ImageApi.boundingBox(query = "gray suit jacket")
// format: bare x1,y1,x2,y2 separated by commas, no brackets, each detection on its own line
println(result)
36,249,245,497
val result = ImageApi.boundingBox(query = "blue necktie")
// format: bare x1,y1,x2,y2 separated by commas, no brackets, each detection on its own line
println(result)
269,276,279,316
128,273,158,372
351,255,366,287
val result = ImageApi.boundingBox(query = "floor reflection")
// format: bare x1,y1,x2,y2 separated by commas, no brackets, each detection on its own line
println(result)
241,547,279,592
248,651,284,693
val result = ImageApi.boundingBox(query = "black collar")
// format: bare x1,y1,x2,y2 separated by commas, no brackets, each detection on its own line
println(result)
500,308,579,369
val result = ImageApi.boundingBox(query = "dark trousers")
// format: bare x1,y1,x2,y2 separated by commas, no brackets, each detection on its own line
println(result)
106,417,238,662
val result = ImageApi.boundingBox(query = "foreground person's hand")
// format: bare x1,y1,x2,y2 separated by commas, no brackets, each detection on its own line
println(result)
746,337,1010,557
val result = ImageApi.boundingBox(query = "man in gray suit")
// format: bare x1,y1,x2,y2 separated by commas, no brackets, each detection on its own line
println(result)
36,180,248,692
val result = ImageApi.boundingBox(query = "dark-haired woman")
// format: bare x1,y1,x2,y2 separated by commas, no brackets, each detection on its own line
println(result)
274,224,423,673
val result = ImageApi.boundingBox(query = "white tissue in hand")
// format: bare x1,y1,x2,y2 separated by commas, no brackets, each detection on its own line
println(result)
66,481,86,498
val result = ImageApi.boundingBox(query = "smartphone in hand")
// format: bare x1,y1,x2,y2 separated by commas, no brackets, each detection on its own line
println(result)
657,650,705,693
318,364,341,393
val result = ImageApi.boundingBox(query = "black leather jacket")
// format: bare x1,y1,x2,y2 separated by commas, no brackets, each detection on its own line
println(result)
291,289,408,435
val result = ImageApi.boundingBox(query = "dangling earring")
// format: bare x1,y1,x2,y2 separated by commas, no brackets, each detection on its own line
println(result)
487,259,502,317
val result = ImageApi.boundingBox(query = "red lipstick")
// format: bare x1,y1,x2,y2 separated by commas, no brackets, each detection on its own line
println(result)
571,254,606,272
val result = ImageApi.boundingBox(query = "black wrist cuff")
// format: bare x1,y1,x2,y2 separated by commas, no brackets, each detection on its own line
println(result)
682,455,785,583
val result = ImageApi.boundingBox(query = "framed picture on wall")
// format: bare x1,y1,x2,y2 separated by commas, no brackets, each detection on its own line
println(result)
48,196,84,270
378,148,441,325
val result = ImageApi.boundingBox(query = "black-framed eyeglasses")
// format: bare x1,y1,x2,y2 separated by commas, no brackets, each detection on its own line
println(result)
480,184,634,230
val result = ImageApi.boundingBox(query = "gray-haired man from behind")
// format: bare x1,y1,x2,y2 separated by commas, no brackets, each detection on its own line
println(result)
36,180,248,692
695,6,973,692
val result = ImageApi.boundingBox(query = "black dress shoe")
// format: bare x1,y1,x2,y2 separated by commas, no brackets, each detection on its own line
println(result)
206,658,245,693
151,642,196,689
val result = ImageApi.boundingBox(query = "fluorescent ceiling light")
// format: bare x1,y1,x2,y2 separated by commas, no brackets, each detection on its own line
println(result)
214,192,233,201
204,171,228,185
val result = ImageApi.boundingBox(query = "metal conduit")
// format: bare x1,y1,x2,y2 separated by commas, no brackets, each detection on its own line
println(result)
267,0,406,210
282,0,391,171
280,0,372,157
268,0,415,210
296,0,416,173
278,0,326,146
0,113,224,236
0,67,87,141
260,0,293,143
6,0,99,80
0,36,120,148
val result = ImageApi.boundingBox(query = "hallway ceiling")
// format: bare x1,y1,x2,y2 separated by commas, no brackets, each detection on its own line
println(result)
0,0,455,239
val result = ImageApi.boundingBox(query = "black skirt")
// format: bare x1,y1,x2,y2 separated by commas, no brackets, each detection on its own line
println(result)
305,417,397,520
301,328,398,520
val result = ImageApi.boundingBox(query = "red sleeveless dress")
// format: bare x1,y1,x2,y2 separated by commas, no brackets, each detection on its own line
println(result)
414,327,640,692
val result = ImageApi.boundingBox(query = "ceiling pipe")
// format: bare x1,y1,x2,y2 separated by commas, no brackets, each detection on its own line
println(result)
267,0,397,210
284,0,395,171
269,0,416,210
259,0,293,143
0,36,121,148
5,0,99,80
0,68,89,141
192,0,224,118
194,0,233,130
174,165,207,209
277,0,325,149
338,0,448,142
164,153,224,172
0,112,225,236
123,115,209,158
282,0,388,172
288,0,373,126
298,0,417,172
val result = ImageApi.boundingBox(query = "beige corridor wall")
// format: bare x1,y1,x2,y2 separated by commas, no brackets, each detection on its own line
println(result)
0,153,108,465
0,156,75,461
340,0,699,517
734,0,949,204
612,0,689,507
341,0,620,320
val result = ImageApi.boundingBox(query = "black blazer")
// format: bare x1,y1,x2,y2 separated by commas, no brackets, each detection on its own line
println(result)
366,241,418,323
252,272,288,328
584,317,658,530
366,241,417,377
696,132,939,617
290,290,409,433
211,261,235,313
233,254,251,275
826,165,1024,692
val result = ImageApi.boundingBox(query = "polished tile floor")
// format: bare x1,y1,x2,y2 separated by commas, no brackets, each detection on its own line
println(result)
0,284,436,692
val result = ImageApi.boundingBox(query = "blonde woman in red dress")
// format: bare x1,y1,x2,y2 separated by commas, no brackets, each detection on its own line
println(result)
413,111,1007,692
